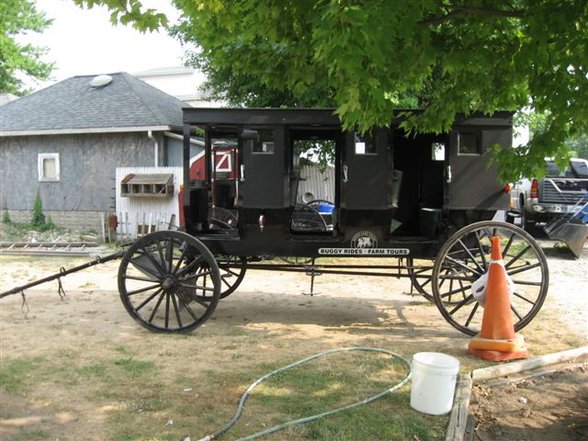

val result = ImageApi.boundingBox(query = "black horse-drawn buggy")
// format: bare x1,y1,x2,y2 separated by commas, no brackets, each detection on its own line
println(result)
3,108,549,336
117,108,548,336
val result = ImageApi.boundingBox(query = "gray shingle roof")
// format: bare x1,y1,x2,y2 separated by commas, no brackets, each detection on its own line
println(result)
0,72,187,135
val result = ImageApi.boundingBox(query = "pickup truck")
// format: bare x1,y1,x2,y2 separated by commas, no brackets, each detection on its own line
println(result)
507,158,588,232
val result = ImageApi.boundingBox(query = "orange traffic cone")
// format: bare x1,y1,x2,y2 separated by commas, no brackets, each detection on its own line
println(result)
468,236,528,361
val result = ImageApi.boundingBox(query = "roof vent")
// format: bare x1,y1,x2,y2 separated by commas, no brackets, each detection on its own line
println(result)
90,74,113,88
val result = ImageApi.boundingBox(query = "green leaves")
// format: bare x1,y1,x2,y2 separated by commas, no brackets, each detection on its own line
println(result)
80,0,588,179
72,0,168,31
0,0,54,95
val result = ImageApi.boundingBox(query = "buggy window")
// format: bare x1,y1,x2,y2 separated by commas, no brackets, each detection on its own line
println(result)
354,132,377,155
432,142,446,161
251,129,275,154
458,132,481,155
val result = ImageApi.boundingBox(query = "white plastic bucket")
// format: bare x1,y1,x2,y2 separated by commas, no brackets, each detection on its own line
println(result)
410,352,460,415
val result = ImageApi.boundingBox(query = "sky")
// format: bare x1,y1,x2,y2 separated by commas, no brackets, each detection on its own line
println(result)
23,0,186,91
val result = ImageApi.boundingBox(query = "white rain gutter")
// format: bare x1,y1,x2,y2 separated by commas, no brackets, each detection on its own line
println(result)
148,130,158,167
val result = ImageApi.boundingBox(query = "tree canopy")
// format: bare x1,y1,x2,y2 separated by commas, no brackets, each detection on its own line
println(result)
77,0,588,181
0,0,54,95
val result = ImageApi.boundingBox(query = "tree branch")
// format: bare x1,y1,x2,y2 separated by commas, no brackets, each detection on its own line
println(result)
420,3,525,26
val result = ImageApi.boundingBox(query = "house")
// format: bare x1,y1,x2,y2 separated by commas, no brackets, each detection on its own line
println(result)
134,66,224,107
0,72,201,231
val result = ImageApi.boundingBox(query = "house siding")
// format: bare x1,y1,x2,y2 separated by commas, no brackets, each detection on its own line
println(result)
0,132,155,224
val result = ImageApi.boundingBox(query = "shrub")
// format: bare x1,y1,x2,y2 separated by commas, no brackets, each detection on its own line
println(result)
31,192,46,227
2,209,11,225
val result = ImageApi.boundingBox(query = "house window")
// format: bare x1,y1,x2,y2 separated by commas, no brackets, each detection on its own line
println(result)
38,153,60,181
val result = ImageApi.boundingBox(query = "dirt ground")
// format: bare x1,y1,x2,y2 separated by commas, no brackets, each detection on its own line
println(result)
0,242,587,440
470,362,588,441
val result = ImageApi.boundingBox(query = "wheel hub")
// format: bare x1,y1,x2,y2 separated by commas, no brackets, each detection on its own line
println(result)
161,277,176,291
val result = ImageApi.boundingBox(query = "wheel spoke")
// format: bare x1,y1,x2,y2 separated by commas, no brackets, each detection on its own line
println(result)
156,240,167,273
147,291,166,322
178,287,212,308
464,302,479,327
171,292,183,328
457,239,485,274
175,291,201,320
138,248,166,276
444,256,482,277
449,294,474,315
501,232,516,256
124,274,159,283
126,283,161,296
507,261,541,276
505,245,531,270
474,231,488,269
166,239,174,273
176,256,205,278
182,283,216,292
180,269,215,281
164,292,171,328
511,303,524,320
173,241,189,273
135,288,163,312
438,279,472,299
512,291,537,305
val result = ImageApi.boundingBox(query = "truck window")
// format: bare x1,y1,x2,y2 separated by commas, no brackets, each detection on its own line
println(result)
571,159,588,178
545,159,588,178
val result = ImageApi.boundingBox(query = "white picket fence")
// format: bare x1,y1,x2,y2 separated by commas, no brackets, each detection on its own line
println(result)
115,166,183,240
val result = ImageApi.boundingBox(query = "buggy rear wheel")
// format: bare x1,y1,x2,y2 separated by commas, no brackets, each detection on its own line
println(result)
118,231,221,333
407,258,434,302
217,255,247,299
432,221,549,336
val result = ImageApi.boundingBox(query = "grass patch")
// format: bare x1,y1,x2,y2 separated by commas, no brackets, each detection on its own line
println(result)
0,356,47,394
191,350,446,440
114,357,156,377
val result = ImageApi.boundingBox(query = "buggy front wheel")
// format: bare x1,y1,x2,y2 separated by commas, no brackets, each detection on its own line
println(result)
118,231,221,333
432,221,549,336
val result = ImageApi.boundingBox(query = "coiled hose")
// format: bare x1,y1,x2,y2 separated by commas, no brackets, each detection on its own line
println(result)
195,347,412,441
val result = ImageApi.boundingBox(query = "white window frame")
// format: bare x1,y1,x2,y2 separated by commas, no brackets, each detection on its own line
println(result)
38,153,60,182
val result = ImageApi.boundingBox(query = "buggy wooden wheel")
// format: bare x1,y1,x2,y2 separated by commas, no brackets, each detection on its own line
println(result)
432,221,549,336
118,231,221,333
407,258,434,302
209,255,247,299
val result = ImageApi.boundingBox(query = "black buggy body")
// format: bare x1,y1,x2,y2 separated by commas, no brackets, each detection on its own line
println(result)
180,108,512,258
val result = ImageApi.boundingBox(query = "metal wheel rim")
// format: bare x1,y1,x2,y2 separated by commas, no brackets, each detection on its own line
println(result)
118,231,221,333
432,221,549,336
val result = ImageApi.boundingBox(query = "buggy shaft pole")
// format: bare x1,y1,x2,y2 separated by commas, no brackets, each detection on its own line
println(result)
0,251,125,299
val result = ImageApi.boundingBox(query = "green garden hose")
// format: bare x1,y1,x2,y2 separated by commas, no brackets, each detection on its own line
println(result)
194,347,412,441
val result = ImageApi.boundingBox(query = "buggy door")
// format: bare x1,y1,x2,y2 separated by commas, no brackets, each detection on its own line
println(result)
447,117,512,210
341,129,390,209
240,127,286,208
